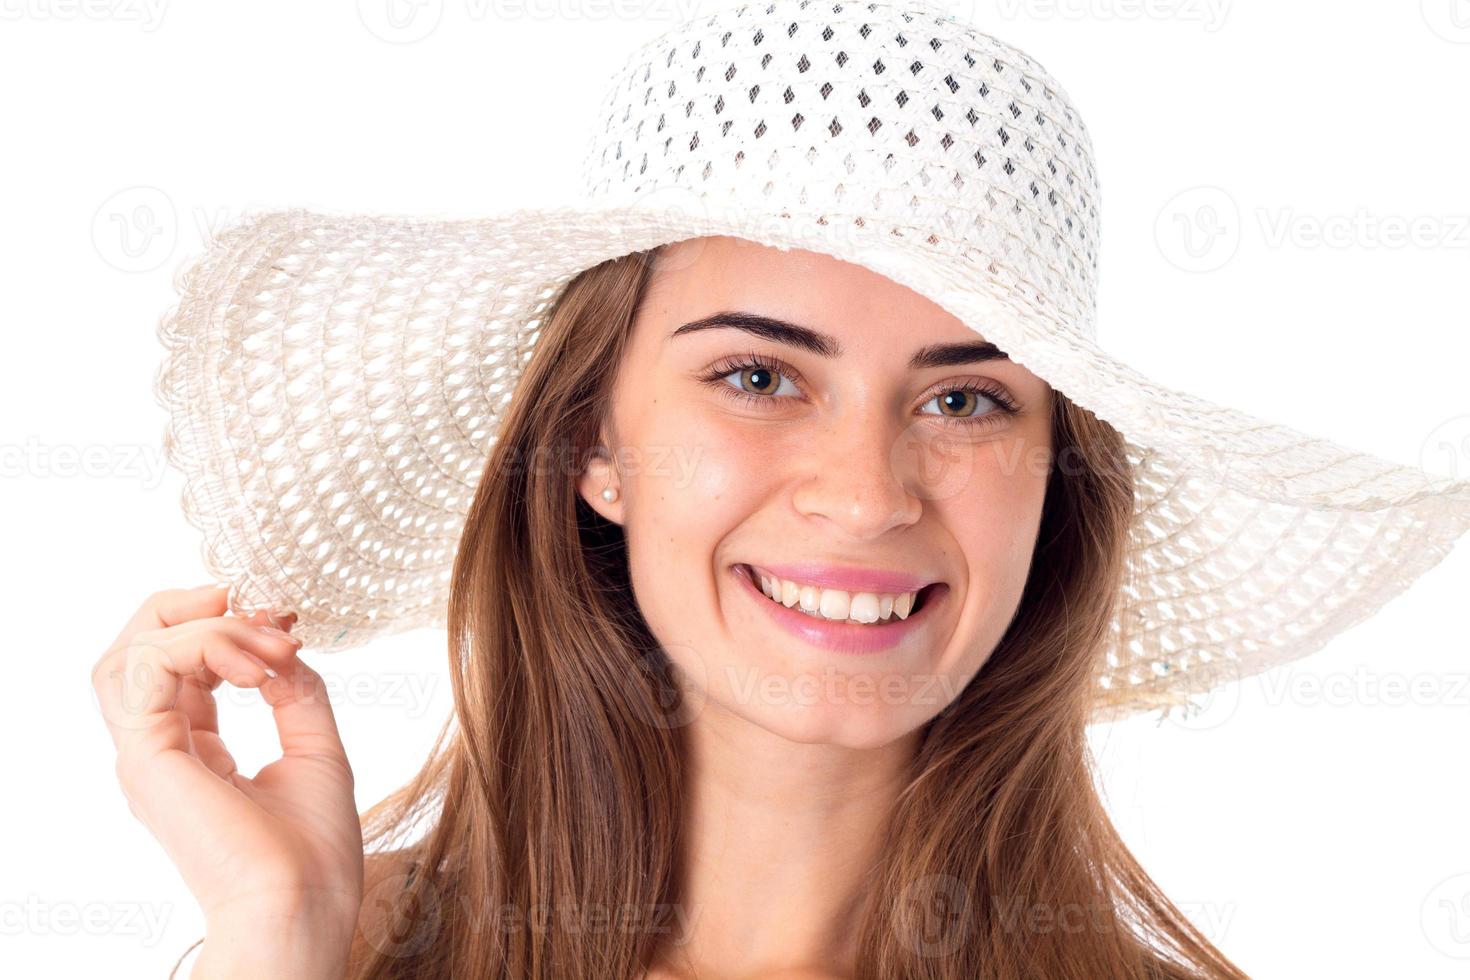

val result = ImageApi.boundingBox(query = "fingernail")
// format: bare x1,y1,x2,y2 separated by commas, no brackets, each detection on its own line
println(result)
242,651,279,679
256,625,302,646
192,582,229,592
265,610,298,630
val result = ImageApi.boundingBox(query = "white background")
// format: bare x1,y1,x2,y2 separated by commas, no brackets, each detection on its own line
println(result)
3,1,1469,977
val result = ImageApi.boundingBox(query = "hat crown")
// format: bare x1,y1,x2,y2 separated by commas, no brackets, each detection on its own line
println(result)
581,0,1102,335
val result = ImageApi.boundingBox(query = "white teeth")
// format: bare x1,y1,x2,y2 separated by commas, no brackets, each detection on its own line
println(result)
748,566,924,625
818,589,851,621
848,592,880,624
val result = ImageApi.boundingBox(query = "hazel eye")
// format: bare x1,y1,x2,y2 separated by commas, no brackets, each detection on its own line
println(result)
925,389,990,418
720,364,799,398
918,383,1019,426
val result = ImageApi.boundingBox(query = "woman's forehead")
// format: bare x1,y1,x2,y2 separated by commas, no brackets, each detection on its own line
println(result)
644,236,970,336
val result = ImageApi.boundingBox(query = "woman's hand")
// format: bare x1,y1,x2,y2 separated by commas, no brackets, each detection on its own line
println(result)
91,586,365,955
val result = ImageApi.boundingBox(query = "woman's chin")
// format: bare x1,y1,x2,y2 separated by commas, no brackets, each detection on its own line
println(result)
707,687,937,751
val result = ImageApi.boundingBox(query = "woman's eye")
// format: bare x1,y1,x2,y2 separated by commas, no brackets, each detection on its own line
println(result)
919,387,1008,422
719,365,800,399
701,359,1016,427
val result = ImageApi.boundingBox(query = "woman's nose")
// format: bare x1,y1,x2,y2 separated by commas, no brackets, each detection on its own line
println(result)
789,415,929,540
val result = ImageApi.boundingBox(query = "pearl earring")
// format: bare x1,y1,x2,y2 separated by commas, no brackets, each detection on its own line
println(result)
601,484,618,503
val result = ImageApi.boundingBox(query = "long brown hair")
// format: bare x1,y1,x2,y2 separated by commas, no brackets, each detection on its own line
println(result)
343,245,1252,979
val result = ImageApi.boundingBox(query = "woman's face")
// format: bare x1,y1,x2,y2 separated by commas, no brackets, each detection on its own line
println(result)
581,236,1054,749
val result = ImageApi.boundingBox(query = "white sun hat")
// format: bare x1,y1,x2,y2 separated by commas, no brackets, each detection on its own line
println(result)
152,0,1470,724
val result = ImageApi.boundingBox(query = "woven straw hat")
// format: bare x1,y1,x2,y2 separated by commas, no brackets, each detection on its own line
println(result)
153,0,1470,724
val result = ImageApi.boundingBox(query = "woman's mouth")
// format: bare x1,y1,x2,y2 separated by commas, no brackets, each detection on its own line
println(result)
730,563,948,655
738,563,938,623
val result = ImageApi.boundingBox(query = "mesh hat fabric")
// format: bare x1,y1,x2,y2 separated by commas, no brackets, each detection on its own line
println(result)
152,0,1470,725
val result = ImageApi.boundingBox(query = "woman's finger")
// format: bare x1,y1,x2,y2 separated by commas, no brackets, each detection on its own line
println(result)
109,630,272,755
92,587,296,701
258,655,350,768
176,611,287,780
109,647,271,844
97,585,231,670
91,587,234,749
189,728,241,782
172,609,286,727
115,727,270,868
99,617,300,733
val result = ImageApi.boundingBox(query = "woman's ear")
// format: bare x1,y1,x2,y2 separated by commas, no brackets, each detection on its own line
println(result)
579,445,623,525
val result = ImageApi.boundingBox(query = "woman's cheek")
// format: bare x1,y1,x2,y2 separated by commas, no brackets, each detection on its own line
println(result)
665,408,793,504
620,409,766,617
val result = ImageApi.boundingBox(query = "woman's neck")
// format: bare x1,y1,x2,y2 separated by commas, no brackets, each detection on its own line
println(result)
653,705,921,979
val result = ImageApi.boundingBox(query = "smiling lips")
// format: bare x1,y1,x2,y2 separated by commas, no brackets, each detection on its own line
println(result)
732,563,947,655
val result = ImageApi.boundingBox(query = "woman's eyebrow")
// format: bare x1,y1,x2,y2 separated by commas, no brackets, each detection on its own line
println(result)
668,310,1009,368
909,339,1011,369
670,311,838,356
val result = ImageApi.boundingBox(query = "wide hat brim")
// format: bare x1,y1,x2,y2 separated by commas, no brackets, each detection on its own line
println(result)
153,199,1470,725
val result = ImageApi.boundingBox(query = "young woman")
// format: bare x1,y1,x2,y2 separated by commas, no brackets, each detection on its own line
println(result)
92,1,1470,977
